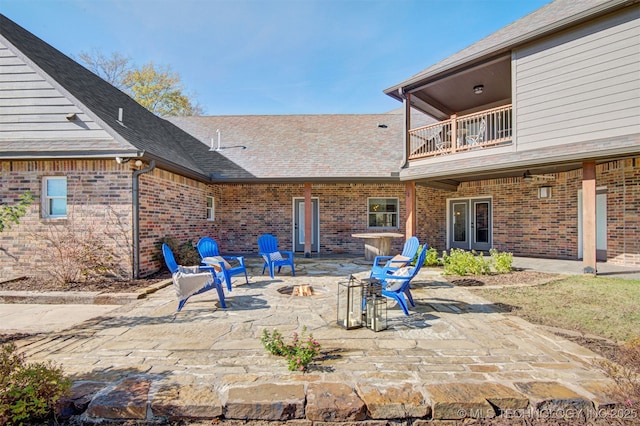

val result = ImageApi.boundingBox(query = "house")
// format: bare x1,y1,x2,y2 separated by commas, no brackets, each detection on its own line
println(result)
0,13,424,281
383,0,640,272
1,0,639,283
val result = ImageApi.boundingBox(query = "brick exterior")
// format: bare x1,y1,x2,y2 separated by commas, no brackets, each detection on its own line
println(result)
2,158,638,282
415,158,640,267
0,160,133,281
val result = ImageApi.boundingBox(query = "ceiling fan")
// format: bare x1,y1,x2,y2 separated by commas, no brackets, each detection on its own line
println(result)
522,170,555,182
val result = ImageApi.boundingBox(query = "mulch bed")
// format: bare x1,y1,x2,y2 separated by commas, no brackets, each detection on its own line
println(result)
0,270,171,294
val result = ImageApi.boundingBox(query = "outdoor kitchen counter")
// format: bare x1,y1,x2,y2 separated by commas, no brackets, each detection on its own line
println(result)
351,233,404,261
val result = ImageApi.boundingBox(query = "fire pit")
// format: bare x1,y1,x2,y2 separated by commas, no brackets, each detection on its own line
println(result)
277,285,327,297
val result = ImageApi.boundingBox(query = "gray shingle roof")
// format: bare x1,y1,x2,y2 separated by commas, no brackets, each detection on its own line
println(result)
169,114,413,181
385,0,631,95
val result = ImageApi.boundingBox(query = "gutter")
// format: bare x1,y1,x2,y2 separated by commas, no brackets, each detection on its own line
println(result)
132,160,155,279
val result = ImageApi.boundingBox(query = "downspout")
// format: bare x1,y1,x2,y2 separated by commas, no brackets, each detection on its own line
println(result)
132,160,156,279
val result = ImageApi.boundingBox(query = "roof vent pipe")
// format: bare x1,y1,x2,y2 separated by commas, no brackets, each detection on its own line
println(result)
210,129,221,151
118,108,123,123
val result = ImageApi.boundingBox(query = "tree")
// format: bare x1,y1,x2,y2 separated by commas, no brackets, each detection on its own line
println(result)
0,191,33,233
77,51,203,116
123,62,204,116
77,49,131,90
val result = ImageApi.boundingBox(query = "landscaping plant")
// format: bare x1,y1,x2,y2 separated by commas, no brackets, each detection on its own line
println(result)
0,342,71,425
442,248,491,275
261,327,321,372
489,248,513,273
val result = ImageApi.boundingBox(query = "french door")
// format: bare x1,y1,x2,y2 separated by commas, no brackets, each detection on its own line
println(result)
449,198,492,251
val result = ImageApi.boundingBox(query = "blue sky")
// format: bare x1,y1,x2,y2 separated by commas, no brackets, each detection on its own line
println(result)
2,0,551,115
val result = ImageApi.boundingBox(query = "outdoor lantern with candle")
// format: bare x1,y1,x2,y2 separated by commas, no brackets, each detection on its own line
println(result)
364,280,387,332
337,275,364,329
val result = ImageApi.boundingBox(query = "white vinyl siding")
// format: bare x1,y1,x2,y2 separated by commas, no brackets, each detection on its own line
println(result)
0,40,112,141
513,8,640,150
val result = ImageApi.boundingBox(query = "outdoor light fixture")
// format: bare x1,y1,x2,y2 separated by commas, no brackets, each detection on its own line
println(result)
473,85,484,95
539,186,552,198
523,170,555,183
66,113,77,121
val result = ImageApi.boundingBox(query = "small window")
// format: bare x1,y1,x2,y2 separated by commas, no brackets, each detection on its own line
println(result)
368,197,398,228
206,196,215,221
42,176,67,218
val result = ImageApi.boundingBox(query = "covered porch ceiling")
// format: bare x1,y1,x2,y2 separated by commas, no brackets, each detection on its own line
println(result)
389,55,512,121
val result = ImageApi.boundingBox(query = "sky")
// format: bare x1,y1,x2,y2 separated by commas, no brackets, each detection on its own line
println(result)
2,0,552,116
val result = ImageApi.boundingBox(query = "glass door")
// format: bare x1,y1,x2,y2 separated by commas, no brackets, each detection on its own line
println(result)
449,198,492,251
450,201,469,249
472,199,492,251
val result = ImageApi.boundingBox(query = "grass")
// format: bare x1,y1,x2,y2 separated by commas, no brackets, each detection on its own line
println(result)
473,275,640,342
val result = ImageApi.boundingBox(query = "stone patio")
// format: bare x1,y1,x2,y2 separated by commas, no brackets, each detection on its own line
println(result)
9,258,632,424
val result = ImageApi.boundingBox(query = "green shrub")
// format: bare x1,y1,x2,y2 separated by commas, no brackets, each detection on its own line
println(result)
261,328,321,372
490,248,513,273
423,246,440,267
442,249,491,275
0,342,71,425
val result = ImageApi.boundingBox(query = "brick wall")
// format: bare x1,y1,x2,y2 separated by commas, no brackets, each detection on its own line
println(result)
186,182,409,256
137,168,218,276
413,158,640,266
0,160,133,281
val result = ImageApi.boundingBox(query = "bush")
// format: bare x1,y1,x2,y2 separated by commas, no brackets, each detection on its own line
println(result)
261,328,321,372
415,245,440,267
0,342,71,425
442,249,491,275
490,248,513,273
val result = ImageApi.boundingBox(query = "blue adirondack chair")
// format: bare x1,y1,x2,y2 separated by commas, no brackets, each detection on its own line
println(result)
162,243,226,311
370,236,420,279
196,237,249,292
257,234,295,279
376,245,428,316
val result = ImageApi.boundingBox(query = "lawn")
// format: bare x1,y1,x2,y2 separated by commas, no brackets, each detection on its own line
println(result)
473,275,640,343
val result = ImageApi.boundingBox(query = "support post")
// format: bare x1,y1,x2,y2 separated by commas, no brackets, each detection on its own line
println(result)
403,92,411,165
582,161,597,275
405,181,416,238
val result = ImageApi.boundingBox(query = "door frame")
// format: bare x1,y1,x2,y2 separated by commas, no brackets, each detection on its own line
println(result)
446,196,493,251
293,197,319,253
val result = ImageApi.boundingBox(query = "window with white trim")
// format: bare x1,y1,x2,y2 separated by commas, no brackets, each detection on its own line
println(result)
206,196,215,221
42,176,67,218
368,197,398,228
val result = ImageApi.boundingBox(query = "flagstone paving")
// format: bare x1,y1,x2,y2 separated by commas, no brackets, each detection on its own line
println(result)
9,259,634,424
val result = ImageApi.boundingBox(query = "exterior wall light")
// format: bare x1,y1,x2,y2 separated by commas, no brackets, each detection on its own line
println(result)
473,85,484,95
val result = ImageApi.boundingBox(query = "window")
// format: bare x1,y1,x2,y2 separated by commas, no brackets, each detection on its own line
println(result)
42,176,67,218
206,196,215,221
368,197,398,228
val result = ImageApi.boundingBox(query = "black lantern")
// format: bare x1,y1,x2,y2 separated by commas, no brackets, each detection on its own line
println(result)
337,275,364,329
362,278,387,332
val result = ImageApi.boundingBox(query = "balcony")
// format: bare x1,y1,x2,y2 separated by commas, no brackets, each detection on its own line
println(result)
408,105,512,160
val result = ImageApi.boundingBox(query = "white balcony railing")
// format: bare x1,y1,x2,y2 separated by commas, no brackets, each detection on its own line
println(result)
409,104,512,160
